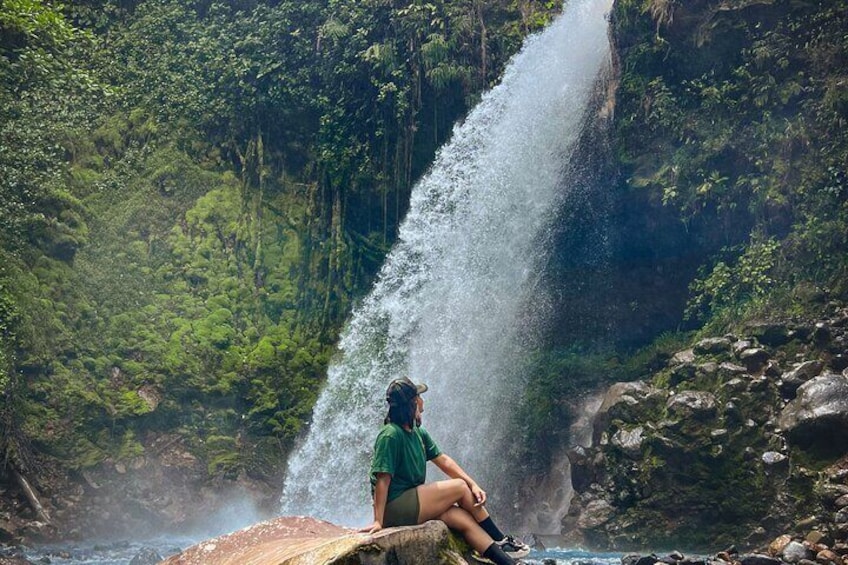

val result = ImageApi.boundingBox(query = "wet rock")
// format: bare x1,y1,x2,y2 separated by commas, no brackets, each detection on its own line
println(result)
830,355,848,372
129,547,163,565
780,361,825,397
695,337,732,355
741,554,783,565
611,426,645,457
577,499,615,529
770,535,793,556
740,349,770,372
817,550,841,565
733,340,754,356
667,390,717,420
779,373,848,451
806,531,829,545
813,323,833,346
762,452,789,467
160,516,465,565
784,541,815,563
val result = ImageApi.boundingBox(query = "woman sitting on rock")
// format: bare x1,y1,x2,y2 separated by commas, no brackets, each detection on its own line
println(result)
360,377,530,565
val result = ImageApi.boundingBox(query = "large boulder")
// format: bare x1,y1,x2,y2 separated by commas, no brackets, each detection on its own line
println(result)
778,373,848,451
666,390,717,420
160,516,467,565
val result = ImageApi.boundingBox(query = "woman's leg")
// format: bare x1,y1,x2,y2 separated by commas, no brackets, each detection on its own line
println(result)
437,506,492,553
416,479,489,523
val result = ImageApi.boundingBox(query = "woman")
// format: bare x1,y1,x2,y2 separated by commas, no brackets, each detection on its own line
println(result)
360,377,530,565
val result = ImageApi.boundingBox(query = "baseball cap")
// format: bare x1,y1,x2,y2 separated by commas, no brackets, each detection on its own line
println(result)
385,377,428,405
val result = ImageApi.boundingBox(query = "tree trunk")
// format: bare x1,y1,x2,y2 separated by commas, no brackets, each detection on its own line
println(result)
12,469,50,524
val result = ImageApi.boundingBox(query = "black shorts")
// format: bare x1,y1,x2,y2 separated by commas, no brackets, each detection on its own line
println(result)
383,487,420,527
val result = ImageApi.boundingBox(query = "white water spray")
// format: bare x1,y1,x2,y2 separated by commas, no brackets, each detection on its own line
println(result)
280,0,612,526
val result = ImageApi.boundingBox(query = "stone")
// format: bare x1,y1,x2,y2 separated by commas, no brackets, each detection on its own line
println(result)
739,349,770,372
784,541,815,563
741,554,783,565
818,550,841,565
769,535,793,556
577,499,615,529
780,361,825,397
672,349,696,364
836,494,848,508
733,340,754,356
764,361,782,377
779,373,848,451
747,322,793,346
129,548,163,565
611,427,645,457
813,323,833,346
762,452,789,467
835,507,848,524
667,390,717,420
805,531,828,545
830,355,848,372
719,362,749,376
159,516,466,565
593,382,664,444
694,337,732,355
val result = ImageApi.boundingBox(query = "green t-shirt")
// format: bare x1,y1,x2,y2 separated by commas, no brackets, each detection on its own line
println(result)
369,423,442,502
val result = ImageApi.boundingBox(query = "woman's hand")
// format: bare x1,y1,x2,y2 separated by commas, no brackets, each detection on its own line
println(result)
359,520,383,534
470,483,487,507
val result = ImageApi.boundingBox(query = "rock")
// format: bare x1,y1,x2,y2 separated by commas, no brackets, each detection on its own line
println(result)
578,499,615,529
129,547,163,565
719,362,748,377
836,494,848,508
611,427,645,457
694,338,732,355
670,363,697,386
817,550,841,565
672,349,696,364
813,323,833,346
593,382,664,443
780,361,825,397
830,355,848,372
805,531,829,545
159,516,465,565
779,373,848,451
762,452,789,467
770,535,793,556
733,340,754,356
835,507,848,524
667,390,717,420
748,322,793,346
784,541,815,563
741,554,783,565
739,349,770,372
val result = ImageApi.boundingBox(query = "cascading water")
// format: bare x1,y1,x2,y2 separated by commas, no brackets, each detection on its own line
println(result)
280,0,612,526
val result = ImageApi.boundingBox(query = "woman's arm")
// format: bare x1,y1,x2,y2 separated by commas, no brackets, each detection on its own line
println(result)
431,454,487,506
360,472,391,533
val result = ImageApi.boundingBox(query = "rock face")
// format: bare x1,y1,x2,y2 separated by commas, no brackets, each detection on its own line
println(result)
564,302,848,550
160,516,468,565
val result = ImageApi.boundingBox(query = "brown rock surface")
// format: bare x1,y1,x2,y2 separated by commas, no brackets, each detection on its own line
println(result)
160,516,467,565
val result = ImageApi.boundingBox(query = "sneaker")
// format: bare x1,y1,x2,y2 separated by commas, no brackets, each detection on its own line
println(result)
496,535,530,559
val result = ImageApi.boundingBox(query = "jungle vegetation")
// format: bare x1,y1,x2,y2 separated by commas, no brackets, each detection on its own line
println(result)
1,0,846,492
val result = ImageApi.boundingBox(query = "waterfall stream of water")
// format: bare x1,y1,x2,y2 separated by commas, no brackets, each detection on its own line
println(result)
280,0,613,527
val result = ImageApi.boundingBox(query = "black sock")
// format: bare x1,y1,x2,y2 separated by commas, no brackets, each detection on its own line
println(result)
483,542,515,565
478,516,505,541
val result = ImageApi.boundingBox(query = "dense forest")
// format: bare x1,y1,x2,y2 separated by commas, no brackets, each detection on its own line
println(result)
1,0,847,545
0,0,561,526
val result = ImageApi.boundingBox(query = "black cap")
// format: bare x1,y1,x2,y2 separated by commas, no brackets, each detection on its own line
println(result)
386,377,428,405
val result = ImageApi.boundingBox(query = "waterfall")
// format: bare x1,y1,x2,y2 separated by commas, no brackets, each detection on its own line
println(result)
280,0,612,526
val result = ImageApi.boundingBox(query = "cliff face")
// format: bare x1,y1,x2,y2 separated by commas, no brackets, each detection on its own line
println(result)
565,303,848,550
